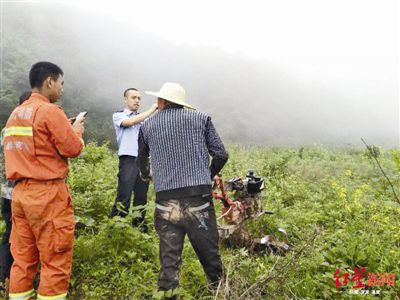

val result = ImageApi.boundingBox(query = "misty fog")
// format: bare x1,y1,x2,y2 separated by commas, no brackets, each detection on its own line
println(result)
1,1,398,147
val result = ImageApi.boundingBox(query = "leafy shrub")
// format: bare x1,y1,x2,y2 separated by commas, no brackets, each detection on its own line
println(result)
1,143,399,299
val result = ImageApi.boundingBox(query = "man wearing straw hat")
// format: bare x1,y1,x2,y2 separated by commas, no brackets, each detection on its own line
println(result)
137,82,228,298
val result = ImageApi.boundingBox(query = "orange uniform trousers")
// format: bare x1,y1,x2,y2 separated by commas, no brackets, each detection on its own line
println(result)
10,179,75,297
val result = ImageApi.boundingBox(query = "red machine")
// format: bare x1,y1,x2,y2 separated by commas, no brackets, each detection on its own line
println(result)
212,171,289,255
212,170,265,225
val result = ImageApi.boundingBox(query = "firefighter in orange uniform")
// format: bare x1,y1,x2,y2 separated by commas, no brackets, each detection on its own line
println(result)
4,62,85,300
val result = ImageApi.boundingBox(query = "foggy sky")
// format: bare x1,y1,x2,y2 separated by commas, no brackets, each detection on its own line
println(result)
1,1,398,147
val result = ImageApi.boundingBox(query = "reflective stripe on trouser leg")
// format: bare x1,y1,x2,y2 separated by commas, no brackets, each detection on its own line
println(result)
37,292,67,300
9,289,35,300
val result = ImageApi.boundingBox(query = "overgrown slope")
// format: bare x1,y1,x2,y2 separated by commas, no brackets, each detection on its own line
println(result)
22,143,398,299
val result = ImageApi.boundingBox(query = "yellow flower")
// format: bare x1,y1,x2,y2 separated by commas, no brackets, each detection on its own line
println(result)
354,199,362,210
339,187,347,200
331,181,338,189
345,170,352,177
353,189,363,210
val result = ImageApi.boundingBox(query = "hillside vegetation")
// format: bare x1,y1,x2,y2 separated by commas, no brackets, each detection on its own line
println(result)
2,143,397,299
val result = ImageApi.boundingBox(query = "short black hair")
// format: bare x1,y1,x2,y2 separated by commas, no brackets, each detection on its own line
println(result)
19,91,32,105
165,101,183,109
29,61,64,89
123,88,138,97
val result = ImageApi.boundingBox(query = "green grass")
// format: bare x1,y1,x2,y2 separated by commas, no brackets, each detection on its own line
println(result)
1,142,399,299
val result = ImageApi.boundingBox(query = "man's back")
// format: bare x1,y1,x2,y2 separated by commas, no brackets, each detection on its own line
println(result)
138,83,227,296
141,107,211,192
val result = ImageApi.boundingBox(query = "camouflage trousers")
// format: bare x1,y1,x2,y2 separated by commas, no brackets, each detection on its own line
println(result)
155,195,223,292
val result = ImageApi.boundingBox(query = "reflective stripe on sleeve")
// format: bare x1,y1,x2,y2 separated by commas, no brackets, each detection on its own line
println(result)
9,289,35,300
4,126,33,137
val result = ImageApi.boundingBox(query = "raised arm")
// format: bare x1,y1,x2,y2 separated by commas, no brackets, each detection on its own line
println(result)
121,104,158,127
38,105,84,158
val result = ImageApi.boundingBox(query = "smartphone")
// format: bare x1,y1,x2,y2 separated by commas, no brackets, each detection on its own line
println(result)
76,111,88,119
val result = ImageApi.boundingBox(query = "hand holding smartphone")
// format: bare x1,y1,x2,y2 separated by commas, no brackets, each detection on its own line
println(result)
76,111,88,119
75,111,87,124
69,112,88,125
76,111,88,122
71,112,87,134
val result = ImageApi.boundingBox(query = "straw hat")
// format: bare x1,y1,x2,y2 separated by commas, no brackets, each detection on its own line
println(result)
146,82,195,110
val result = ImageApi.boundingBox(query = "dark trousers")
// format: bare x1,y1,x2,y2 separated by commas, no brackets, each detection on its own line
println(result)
110,156,149,230
1,197,13,282
155,195,223,292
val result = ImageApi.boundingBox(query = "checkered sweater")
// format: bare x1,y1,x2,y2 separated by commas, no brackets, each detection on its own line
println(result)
140,108,212,192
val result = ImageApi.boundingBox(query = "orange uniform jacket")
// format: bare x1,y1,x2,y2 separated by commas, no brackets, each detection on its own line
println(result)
4,93,83,180
5,92,84,298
